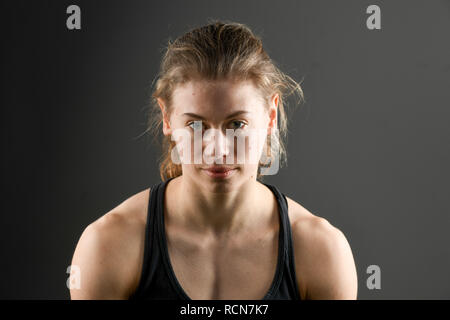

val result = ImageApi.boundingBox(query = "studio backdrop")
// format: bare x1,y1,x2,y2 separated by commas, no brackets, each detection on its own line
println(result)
1,0,449,299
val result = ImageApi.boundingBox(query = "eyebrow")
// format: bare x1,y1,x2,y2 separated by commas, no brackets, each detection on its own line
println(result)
182,110,251,119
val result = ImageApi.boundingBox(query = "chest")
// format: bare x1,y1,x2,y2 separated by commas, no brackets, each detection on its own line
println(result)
165,227,280,300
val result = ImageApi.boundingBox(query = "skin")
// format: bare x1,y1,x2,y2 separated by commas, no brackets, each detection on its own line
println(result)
70,79,358,300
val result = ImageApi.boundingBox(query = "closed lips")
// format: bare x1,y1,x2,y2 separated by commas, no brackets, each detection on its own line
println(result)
204,167,235,172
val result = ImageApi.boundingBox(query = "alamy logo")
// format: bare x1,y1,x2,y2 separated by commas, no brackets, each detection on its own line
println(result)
366,5,381,30
366,264,381,289
66,265,81,290
170,122,280,175
66,5,81,30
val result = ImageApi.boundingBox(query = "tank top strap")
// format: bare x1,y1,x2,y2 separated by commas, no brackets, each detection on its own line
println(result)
130,179,166,298
155,178,191,299
262,182,302,300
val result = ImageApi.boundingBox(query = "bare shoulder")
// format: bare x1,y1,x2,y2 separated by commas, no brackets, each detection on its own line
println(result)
285,196,358,300
285,196,343,243
70,187,151,299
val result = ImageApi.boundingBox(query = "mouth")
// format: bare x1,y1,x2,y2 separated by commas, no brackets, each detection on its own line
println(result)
201,166,237,179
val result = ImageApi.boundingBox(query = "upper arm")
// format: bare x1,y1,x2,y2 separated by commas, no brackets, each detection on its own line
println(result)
292,217,358,300
70,214,139,299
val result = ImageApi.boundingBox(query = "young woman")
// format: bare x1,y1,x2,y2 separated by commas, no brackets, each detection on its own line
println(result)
70,21,358,300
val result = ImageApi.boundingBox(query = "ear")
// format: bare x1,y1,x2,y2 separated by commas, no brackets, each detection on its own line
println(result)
157,98,172,136
267,93,279,134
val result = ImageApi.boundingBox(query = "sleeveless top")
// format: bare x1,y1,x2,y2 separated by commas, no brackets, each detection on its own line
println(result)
129,177,302,300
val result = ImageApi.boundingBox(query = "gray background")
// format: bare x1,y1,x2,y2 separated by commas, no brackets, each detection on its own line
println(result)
1,0,449,299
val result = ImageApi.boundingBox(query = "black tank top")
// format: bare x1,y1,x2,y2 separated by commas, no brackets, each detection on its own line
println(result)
129,177,302,300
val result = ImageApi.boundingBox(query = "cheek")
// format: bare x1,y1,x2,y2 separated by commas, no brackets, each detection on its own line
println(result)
237,129,267,165
249,129,267,156
173,128,205,165
171,127,194,164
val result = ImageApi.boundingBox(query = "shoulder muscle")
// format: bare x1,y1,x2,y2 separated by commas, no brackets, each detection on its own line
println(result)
70,191,149,299
286,197,358,300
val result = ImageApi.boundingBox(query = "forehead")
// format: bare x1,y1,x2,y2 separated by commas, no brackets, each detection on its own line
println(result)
171,79,265,116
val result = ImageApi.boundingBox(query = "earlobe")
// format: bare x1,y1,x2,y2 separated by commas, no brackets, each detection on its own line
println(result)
267,94,278,134
268,112,277,135
157,98,172,136
162,118,172,136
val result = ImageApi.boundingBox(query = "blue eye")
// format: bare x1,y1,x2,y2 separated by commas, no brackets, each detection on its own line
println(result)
230,120,246,129
188,121,203,131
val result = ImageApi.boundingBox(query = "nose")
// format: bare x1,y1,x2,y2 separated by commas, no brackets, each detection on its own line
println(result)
203,128,232,164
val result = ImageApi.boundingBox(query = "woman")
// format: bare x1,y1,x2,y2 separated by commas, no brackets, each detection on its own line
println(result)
70,20,358,300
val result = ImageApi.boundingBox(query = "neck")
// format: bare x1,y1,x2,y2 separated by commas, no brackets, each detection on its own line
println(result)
167,175,271,238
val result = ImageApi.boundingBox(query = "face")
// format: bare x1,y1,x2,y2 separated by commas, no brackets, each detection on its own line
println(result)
159,79,278,192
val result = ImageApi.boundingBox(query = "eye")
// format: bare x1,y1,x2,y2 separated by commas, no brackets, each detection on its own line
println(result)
187,120,204,131
229,120,247,130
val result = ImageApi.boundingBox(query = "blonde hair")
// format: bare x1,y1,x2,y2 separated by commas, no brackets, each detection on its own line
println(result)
145,20,305,182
